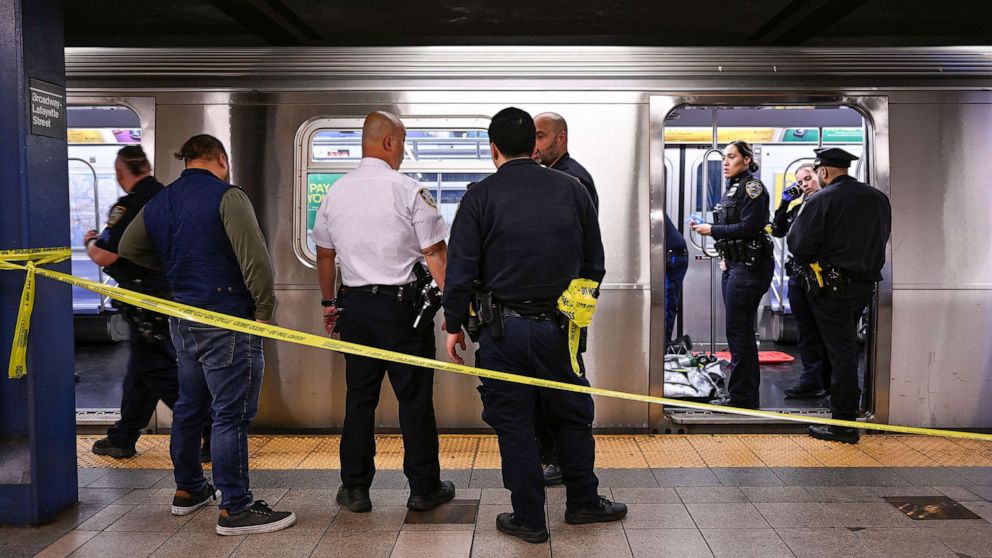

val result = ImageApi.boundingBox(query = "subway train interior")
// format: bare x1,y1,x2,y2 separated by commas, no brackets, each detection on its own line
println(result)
64,47,992,435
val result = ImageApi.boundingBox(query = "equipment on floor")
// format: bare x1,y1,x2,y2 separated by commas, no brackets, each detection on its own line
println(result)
664,353,728,400
714,351,795,364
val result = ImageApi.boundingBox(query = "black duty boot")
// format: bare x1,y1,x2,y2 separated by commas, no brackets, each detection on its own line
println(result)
709,397,758,410
216,500,296,535
496,512,549,544
808,424,860,444
542,463,563,486
564,496,628,525
92,438,136,459
784,384,828,399
336,485,372,513
171,483,220,516
407,480,455,511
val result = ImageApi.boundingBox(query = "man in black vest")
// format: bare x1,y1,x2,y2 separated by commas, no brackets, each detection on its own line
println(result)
788,147,891,444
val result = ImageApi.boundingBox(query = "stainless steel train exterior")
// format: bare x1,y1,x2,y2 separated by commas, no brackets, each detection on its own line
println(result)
63,47,992,432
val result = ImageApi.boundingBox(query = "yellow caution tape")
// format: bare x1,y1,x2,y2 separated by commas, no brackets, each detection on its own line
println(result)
2,247,992,442
557,278,600,376
810,262,825,288
0,247,73,378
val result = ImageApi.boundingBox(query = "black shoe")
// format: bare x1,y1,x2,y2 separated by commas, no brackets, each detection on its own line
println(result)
407,480,456,511
784,384,828,399
808,424,860,444
496,512,549,544
171,483,220,516
200,438,211,464
543,463,563,486
216,500,296,535
91,438,136,459
564,496,628,525
336,485,372,513
709,397,758,410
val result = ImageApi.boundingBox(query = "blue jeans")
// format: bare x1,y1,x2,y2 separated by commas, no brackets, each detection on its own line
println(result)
169,318,264,514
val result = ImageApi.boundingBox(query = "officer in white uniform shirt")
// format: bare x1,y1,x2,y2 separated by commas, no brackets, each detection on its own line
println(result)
313,111,455,514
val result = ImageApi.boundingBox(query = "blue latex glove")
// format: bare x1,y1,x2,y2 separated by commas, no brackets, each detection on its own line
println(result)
686,213,704,226
782,182,802,202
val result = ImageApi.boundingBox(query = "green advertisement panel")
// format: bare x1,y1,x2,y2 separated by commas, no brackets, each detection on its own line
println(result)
781,128,865,143
307,173,344,231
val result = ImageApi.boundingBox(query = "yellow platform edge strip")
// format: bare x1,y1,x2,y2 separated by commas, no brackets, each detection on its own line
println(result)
4,247,992,442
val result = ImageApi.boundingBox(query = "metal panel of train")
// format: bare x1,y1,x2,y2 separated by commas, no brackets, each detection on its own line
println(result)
63,47,992,432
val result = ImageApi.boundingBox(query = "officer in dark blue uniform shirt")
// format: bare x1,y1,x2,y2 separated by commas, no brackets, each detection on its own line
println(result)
788,147,891,444
664,214,689,347
84,145,210,462
771,164,832,399
531,112,599,487
692,140,774,409
444,107,625,544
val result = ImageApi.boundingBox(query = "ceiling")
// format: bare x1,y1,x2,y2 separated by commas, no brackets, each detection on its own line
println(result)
63,0,991,48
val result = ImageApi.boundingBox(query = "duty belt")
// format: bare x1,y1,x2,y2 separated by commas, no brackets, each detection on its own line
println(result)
342,282,417,302
502,307,556,321
667,248,688,256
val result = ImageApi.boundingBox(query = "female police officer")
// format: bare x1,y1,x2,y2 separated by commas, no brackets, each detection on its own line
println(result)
691,140,773,409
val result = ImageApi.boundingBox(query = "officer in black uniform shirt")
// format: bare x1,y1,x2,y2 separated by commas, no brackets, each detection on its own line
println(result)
84,145,210,461
788,147,891,444
692,140,774,409
771,164,832,399
531,111,598,486
444,107,626,544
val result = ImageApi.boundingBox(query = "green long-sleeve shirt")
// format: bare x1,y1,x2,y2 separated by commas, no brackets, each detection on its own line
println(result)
119,188,276,321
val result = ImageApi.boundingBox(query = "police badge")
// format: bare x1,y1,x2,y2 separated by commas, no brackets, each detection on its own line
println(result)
745,180,763,199
418,188,438,211
107,205,127,227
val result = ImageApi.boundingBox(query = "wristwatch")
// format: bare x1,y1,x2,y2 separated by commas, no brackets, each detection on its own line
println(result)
85,237,98,248
321,298,337,308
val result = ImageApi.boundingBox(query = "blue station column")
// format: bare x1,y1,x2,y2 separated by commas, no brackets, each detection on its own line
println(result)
0,0,77,525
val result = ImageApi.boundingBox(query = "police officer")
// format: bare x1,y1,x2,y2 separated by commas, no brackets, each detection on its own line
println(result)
313,111,455,514
692,140,773,409
445,107,625,544
531,111,599,486
771,164,832,399
664,213,689,347
85,145,209,462
788,147,891,444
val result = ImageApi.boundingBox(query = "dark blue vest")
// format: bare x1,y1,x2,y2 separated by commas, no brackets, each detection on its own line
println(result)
143,168,255,319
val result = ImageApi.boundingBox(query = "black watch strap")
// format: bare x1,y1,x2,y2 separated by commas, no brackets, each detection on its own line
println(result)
321,298,337,307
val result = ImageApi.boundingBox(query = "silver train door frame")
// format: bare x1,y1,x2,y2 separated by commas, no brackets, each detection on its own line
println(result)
647,94,893,431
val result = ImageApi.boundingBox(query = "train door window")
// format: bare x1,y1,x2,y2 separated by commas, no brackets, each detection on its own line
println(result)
295,118,492,265
67,105,143,314
661,104,871,417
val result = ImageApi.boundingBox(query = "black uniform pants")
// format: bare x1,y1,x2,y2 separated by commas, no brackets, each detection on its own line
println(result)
811,281,875,420
337,290,441,496
478,316,599,531
787,276,831,390
107,322,180,448
534,351,585,467
722,268,771,408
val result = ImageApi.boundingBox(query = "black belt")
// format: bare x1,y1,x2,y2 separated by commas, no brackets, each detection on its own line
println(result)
502,308,556,321
667,248,688,256
342,282,417,300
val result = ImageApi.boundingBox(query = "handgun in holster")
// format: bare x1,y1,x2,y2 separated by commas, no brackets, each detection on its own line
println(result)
411,263,442,333
476,289,504,338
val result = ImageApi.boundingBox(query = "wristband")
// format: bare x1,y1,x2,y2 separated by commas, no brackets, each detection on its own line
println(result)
321,298,337,308
86,237,98,248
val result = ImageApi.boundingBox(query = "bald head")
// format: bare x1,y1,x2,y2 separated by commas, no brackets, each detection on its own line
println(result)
362,111,406,170
533,112,568,166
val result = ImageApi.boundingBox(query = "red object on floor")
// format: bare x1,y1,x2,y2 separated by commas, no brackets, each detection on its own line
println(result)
714,351,795,364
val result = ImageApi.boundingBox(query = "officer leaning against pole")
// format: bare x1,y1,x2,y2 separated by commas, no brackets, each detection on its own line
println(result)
443,107,626,545
787,147,891,445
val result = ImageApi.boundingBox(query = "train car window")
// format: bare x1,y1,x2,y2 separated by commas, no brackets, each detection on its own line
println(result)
296,119,492,265
67,105,142,314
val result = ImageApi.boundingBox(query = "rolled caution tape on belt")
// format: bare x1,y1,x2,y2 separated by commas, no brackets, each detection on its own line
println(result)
0,247,72,379
556,278,600,376
3,247,992,442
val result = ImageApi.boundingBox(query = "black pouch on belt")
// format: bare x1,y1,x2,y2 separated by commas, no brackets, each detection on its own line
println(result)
477,290,504,338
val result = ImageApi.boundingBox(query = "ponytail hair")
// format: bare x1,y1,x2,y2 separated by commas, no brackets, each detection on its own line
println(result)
728,140,759,173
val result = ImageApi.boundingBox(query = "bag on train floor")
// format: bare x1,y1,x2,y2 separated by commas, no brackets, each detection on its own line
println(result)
663,353,729,401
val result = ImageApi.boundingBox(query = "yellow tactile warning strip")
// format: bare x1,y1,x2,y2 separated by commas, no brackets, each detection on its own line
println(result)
76,434,992,470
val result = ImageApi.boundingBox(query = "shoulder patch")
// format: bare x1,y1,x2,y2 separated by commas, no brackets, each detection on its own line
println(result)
745,180,763,200
107,205,127,227
418,188,438,210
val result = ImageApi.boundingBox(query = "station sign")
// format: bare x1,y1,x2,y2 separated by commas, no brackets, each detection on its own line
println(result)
28,78,66,139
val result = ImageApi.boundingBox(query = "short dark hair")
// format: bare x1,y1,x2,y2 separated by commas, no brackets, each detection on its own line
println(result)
488,107,536,159
174,134,228,163
117,145,151,175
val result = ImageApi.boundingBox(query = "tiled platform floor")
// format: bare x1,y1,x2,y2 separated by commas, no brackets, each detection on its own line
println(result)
2,435,992,557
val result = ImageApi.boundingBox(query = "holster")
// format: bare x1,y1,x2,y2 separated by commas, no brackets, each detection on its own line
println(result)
411,264,441,333
113,279,172,340
476,290,504,338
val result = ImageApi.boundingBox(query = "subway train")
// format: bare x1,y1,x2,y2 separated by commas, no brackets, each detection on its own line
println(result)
63,47,992,433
